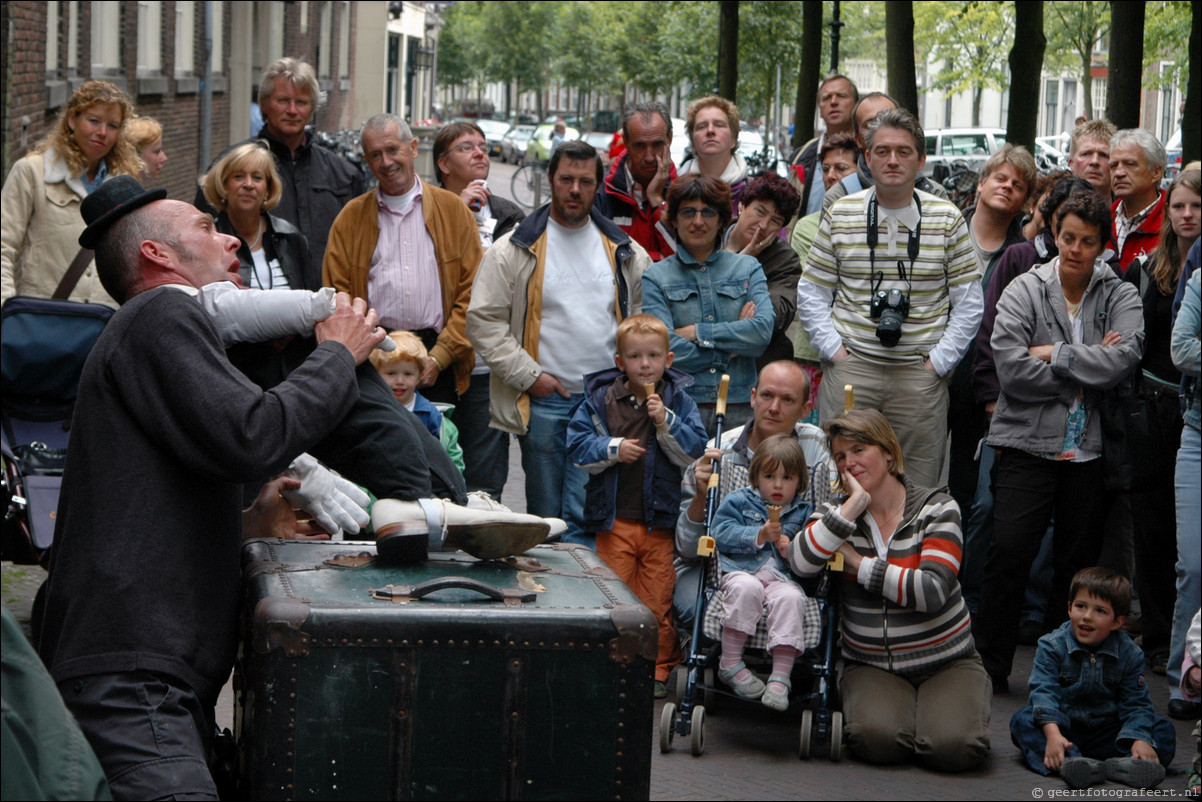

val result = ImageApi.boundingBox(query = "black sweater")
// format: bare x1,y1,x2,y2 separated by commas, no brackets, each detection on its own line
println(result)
39,287,358,702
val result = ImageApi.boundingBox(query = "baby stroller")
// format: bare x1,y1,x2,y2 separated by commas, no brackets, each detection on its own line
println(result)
658,379,844,759
660,531,844,759
1,295,111,566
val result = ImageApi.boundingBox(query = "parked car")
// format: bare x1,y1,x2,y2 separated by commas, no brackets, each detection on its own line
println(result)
500,124,536,164
525,123,581,163
923,127,1007,178
581,130,616,164
670,117,689,168
474,119,511,159
1163,128,1182,188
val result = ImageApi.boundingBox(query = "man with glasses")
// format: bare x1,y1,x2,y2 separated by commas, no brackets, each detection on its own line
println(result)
197,58,364,272
324,113,482,406
467,140,652,547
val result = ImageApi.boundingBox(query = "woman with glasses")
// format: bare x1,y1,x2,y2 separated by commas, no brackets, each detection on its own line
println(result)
641,175,774,434
432,121,524,249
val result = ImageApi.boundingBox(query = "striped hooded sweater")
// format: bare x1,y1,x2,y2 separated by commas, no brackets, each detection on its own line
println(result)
789,476,975,677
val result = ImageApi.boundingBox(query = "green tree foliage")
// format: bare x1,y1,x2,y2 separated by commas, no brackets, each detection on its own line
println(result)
737,1,804,118
1044,1,1110,120
437,3,487,93
914,0,1014,126
1144,0,1193,90
825,1,886,69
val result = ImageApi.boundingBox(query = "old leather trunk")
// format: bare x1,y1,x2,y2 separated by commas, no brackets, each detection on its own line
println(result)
237,540,656,801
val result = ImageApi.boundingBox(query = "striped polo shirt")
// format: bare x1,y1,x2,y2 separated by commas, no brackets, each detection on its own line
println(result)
804,188,980,364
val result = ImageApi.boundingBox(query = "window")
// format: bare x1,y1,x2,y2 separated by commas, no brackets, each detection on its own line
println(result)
1092,79,1107,121
319,2,332,79
338,1,350,80
90,0,121,74
67,1,79,73
46,1,61,74
176,0,195,76
137,0,162,75
299,0,309,34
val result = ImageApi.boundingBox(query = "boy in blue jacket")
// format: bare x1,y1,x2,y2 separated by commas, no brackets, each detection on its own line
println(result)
567,314,708,698
1010,567,1176,789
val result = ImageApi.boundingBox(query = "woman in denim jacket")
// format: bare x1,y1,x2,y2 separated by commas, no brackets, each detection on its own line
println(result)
642,175,774,435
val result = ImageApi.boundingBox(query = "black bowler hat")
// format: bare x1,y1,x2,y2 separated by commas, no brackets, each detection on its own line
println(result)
78,175,168,249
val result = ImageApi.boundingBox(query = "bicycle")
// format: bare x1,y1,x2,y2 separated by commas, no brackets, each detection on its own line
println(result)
510,161,551,210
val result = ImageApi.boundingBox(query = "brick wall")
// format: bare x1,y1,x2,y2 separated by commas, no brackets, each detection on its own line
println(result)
2,1,361,202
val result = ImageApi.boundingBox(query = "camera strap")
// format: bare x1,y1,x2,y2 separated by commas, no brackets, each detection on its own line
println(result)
867,190,922,285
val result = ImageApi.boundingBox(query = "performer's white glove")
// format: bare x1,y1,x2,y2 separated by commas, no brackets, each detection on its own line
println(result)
281,453,370,535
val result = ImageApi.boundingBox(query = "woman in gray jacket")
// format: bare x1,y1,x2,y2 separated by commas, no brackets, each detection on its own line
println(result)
973,191,1145,692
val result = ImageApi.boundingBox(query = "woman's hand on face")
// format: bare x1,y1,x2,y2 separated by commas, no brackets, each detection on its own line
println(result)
1028,344,1054,363
839,470,871,520
738,301,756,320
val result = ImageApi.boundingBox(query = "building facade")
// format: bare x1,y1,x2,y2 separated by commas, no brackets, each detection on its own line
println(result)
1,1,395,201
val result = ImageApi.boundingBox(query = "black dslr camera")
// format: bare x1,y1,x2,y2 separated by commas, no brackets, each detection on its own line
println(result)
869,287,910,348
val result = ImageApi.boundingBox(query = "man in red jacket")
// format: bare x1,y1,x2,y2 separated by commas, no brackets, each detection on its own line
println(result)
595,102,677,261
1109,128,1167,276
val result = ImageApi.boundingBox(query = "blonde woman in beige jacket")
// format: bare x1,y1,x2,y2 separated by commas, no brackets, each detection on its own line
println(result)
1,81,141,306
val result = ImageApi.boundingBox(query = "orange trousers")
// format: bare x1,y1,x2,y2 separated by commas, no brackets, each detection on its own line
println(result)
596,518,681,682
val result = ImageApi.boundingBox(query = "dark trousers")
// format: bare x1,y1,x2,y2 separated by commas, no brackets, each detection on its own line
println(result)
1010,705,1176,776
974,449,1107,681
227,338,466,505
1130,388,1183,656
455,374,509,501
61,671,220,801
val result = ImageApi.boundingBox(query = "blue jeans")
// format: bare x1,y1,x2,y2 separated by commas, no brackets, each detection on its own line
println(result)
455,374,510,502
1010,705,1176,776
1169,424,1202,701
519,393,591,548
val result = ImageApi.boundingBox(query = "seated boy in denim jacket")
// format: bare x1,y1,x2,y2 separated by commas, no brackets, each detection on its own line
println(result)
1010,567,1176,790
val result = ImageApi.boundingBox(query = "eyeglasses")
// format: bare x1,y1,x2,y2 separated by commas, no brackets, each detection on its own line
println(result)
678,206,719,220
453,142,490,154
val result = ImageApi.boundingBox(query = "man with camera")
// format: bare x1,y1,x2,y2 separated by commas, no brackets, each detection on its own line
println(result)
796,108,982,487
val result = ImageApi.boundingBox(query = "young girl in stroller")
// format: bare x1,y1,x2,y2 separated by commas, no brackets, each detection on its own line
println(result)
711,434,813,711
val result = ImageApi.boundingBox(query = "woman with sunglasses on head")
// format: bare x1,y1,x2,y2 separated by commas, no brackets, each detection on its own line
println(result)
641,175,774,434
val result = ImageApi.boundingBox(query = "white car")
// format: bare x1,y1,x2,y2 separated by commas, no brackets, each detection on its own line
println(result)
923,127,1007,178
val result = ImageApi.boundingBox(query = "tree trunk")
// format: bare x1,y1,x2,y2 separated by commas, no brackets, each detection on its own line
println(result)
718,0,739,101
793,0,823,149
1184,0,1200,165
1008,0,1045,152
1105,1,1145,129
886,2,918,115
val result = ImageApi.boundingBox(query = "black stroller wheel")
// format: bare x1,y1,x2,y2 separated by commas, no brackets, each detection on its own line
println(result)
829,711,844,762
659,702,676,753
799,708,813,759
689,705,706,756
